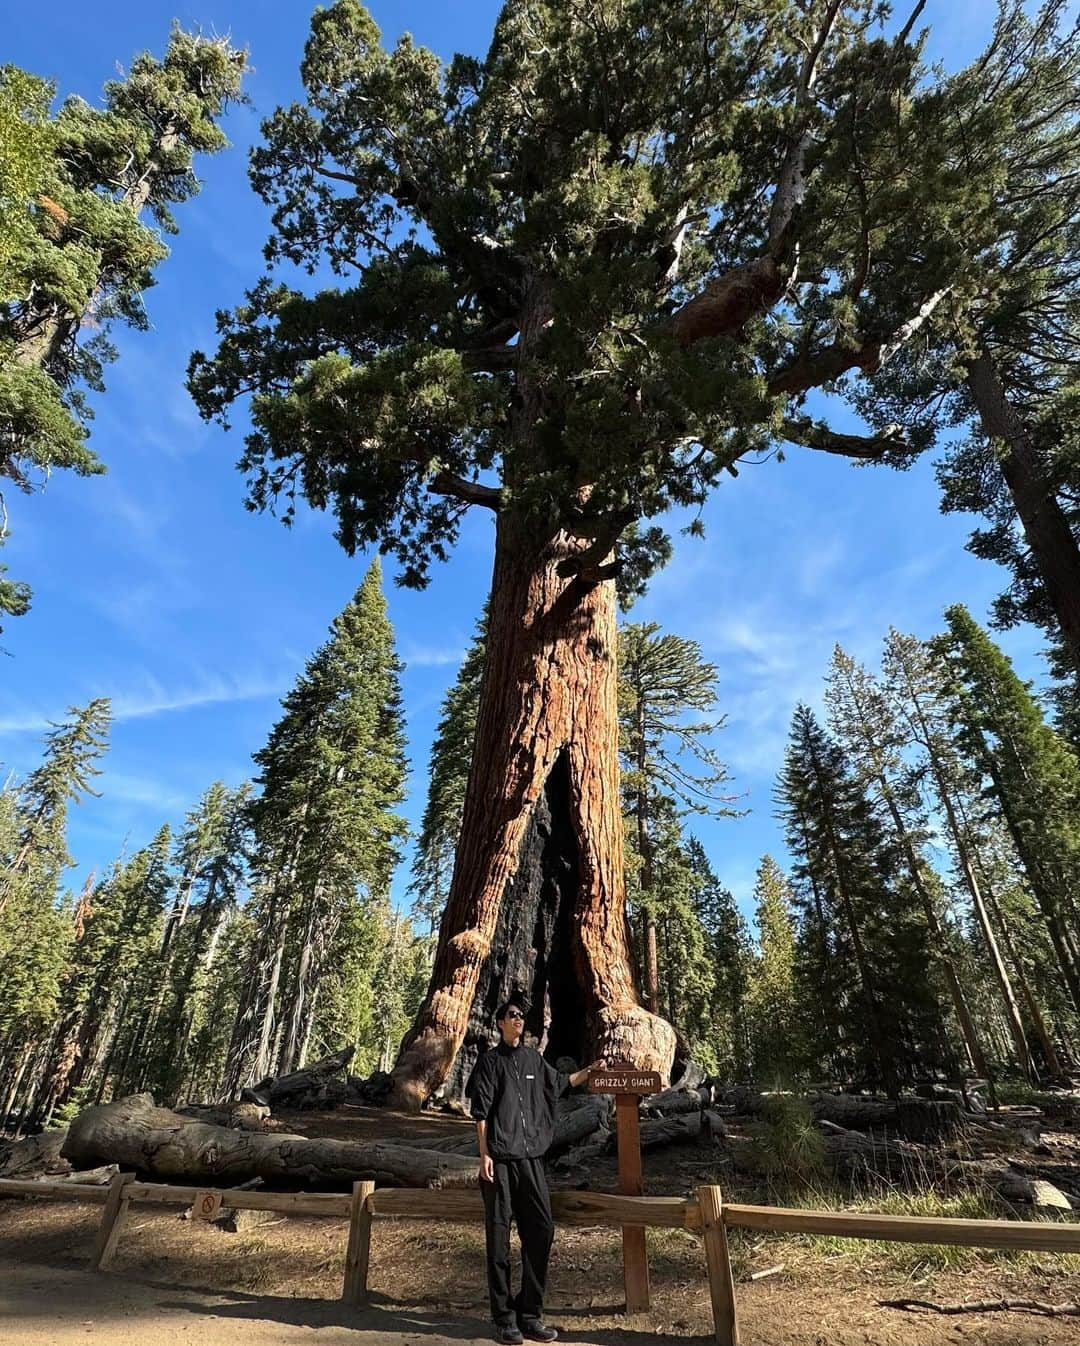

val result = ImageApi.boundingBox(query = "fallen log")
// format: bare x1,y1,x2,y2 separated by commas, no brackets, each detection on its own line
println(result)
713,1088,965,1140
56,1164,118,1185
640,1085,710,1117
816,1120,927,1176
0,1129,70,1178
608,1111,703,1152
62,1093,478,1189
178,1102,271,1131
241,1046,355,1108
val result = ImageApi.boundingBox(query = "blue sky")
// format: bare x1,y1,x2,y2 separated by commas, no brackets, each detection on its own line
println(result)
2,0,1049,924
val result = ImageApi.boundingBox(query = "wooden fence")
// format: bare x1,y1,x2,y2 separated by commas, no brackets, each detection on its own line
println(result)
1,1175,1078,1346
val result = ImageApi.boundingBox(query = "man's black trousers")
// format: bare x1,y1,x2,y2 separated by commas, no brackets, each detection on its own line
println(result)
481,1156,555,1326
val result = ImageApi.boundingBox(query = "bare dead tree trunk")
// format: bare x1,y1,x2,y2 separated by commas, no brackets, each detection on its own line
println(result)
389,513,676,1110
965,838,1064,1078
936,780,1037,1082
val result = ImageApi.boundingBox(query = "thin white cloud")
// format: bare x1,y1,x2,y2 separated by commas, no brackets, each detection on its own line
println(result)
400,643,467,669
0,668,287,735
97,771,189,812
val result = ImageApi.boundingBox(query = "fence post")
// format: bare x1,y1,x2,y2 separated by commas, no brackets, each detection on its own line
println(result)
91,1172,134,1272
697,1184,739,1346
342,1179,376,1306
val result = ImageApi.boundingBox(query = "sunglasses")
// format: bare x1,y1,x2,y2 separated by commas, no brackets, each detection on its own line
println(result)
503,1010,525,1020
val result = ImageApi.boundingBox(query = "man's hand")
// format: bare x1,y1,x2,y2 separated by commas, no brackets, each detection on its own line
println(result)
480,1152,494,1183
568,1058,607,1088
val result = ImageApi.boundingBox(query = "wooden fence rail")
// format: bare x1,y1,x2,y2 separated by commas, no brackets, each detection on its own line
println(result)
2,1175,1077,1346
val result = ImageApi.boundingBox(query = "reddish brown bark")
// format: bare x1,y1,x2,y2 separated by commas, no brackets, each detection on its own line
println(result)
389,513,676,1111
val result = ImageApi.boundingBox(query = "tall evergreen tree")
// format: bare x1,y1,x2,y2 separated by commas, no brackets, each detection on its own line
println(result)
618,621,736,1014
225,559,408,1089
29,826,172,1120
853,4,1080,680
777,705,940,1093
744,855,801,1086
825,645,988,1078
882,626,1041,1080
0,30,246,620
127,783,252,1103
189,0,986,1109
409,613,486,937
939,604,1080,1017
0,699,111,1121
685,837,751,1079
1,697,110,916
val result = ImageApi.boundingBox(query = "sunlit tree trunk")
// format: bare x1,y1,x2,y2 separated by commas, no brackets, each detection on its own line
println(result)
389,513,675,1110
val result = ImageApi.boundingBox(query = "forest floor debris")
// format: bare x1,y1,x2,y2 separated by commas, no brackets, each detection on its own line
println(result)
2,1102,1078,1345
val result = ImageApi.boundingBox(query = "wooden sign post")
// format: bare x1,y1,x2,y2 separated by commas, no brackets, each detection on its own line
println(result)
588,1064,662,1313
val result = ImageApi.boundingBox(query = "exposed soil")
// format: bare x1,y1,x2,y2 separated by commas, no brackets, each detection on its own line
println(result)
2,1103,1077,1345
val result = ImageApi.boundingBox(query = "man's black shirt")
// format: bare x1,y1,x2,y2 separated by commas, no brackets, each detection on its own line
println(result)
466,1040,570,1161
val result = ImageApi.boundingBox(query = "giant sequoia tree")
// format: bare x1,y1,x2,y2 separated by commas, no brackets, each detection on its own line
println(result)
190,0,998,1108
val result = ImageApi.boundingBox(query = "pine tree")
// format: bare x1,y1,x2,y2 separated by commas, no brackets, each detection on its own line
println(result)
34,827,172,1119
825,645,988,1078
189,0,986,1108
0,699,111,1121
0,30,246,620
1,697,110,915
777,705,940,1093
744,856,800,1086
939,605,1080,1018
882,627,1040,1080
618,621,736,1014
131,783,251,1102
225,559,408,1089
0,66,55,301
685,837,751,1079
853,4,1080,679
409,613,486,937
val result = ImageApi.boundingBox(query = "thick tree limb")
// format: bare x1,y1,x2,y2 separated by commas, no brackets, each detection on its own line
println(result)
781,416,908,460
768,288,952,396
671,3,843,344
429,471,502,509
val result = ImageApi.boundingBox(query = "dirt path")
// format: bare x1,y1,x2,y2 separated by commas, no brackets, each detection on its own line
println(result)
2,1218,1077,1346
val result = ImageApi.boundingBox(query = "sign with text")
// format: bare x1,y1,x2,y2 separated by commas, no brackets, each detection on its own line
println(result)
587,1067,662,1095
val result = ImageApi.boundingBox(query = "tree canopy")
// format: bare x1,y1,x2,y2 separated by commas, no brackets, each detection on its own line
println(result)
190,0,984,590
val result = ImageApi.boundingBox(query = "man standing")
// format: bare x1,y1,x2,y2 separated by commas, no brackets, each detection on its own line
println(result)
466,999,603,1345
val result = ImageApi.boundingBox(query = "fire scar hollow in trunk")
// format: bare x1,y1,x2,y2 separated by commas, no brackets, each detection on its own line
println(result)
389,515,677,1111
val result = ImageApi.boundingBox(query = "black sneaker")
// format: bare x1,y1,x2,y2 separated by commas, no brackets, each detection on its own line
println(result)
495,1326,524,1345
519,1322,558,1343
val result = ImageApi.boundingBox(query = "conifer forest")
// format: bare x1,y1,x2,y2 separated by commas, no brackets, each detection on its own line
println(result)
2,0,1080,1306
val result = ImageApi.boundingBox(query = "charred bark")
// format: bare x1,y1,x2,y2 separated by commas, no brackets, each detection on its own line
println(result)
389,515,676,1110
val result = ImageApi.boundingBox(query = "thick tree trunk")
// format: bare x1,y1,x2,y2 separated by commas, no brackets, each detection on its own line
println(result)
389,514,676,1111
966,353,1080,677
62,1093,478,1188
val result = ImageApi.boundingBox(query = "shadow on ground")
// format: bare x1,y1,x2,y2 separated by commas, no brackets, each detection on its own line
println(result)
154,1290,716,1344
